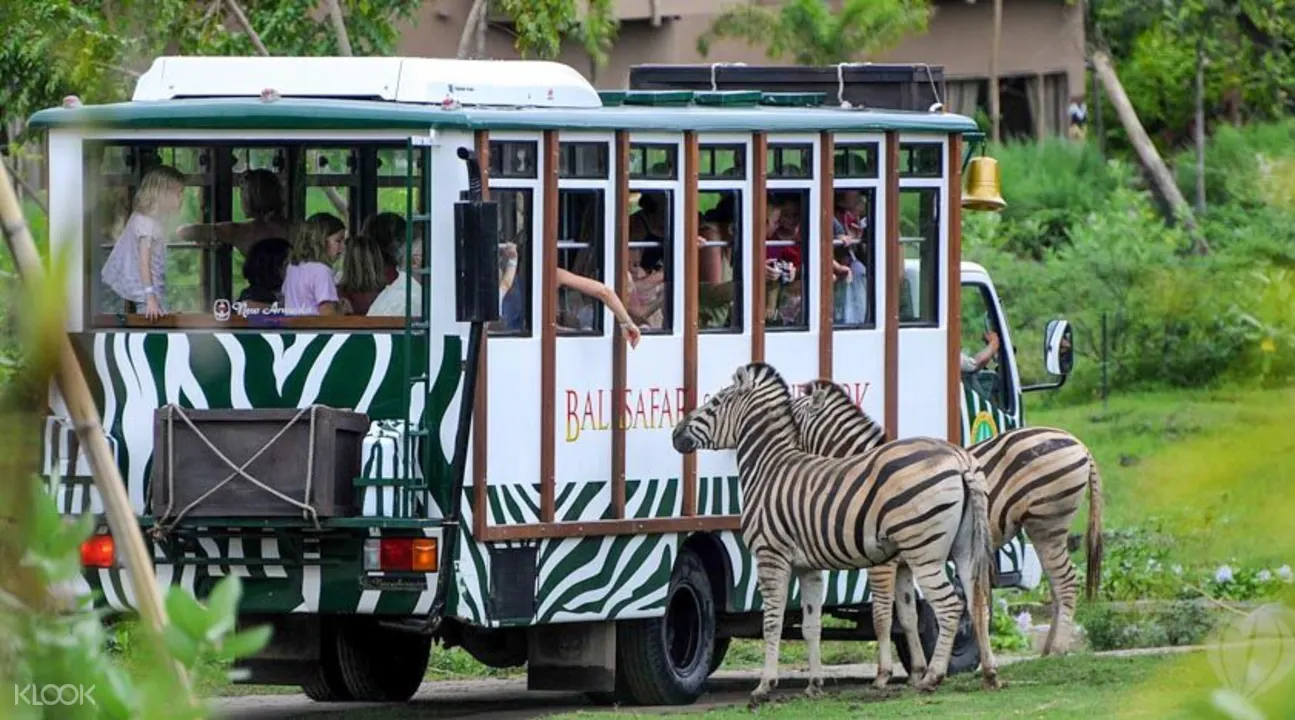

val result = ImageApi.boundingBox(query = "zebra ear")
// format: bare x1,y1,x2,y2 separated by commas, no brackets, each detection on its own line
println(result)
733,365,752,387
808,381,832,409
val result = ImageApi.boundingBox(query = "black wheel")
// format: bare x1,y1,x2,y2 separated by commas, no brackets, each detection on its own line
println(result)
301,622,353,702
708,636,731,675
616,548,715,705
328,618,432,702
895,594,980,678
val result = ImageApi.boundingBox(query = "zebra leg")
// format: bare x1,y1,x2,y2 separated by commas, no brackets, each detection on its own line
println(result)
953,546,1001,690
797,568,826,698
751,555,792,706
907,562,962,692
1030,524,1079,656
868,562,897,689
893,563,928,687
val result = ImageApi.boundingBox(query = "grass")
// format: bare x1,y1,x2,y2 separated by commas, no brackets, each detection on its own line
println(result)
546,650,1295,719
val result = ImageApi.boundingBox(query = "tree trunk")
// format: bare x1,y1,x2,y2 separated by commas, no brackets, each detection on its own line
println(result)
1091,50,1208,254
458,0,488,59
324,0,353,56
989,0,1002,142
474,0,488,58
1194,37,1206,215
222,0,270,56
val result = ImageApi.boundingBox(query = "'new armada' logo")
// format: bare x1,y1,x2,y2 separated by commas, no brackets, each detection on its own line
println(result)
970,410,998,443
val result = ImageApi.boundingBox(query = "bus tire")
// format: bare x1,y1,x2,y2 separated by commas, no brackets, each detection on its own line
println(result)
894,599,980,679
709,637,730,675
617,548,715,705
334,618,432,702
301,622,352,702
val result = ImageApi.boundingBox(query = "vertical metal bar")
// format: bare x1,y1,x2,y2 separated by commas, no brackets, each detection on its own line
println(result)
540,131,559,523
682,131,699,517
751,133,768,363
818,132,835,381
612,132,629,520
947,133,963,444
884,133,901,442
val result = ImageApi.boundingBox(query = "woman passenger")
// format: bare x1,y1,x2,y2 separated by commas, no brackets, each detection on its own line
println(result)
368,236,425,318
336,233,388,315
179,169,290,256
360,211,407,284
282,213,346,316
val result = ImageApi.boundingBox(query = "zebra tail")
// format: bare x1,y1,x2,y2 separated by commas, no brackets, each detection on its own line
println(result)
1084,451,1105,602
964,463,994,614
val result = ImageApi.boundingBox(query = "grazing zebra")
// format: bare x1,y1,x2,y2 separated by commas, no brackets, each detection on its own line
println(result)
790,379,1105,687
671,363,1001,704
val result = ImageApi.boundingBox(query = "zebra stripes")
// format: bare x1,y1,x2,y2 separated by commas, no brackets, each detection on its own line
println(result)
790,378,1105,685
672,363,1000,703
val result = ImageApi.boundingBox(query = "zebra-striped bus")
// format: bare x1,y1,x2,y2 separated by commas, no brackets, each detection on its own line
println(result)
28,55,1073,706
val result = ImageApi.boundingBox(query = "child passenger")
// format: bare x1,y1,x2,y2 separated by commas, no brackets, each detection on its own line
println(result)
100,165,187,319
282,213,346,316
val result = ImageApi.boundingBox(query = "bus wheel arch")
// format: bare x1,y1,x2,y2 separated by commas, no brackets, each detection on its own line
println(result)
681,531,733,675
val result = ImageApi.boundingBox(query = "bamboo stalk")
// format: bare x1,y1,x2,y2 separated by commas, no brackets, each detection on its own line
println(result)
0,159,195,702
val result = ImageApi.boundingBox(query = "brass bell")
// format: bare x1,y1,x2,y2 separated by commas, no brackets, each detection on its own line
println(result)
962,156,1006,212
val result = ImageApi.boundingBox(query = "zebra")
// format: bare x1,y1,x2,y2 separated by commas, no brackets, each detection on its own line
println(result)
671,363,1001,704
789,379,1105,687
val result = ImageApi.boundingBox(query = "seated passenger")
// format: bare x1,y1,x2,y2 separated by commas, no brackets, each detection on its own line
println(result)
283,213,346,316
360,211,406,285
627,247,666,330
178,169,290,256
337,233,389,315
368,236,425,318
238,237,290,311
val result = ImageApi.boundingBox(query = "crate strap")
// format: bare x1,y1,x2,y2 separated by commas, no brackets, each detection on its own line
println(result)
156,404,322,532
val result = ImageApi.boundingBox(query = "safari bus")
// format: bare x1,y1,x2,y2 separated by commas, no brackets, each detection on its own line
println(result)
28,56,1073,705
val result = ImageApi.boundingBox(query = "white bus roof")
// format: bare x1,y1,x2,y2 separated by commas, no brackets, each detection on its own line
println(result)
131,56,603,109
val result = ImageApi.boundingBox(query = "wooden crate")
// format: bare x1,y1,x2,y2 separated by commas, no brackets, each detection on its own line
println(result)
149,406,370,520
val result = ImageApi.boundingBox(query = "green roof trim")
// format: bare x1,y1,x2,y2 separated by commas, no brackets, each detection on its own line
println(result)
760,92,827,107
597,90,626,106
622,90,695,106
28,97,980,135
692,90,763,107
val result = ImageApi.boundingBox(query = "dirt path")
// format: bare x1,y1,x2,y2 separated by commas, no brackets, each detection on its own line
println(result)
211,647,1204,720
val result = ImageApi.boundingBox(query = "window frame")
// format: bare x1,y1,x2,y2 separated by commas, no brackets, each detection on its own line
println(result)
962,279,1017,417
763,134,818,334
696,185,745,335
895,137,947,330
81,137,429,331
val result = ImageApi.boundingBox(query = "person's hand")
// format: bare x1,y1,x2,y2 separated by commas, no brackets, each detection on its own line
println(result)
621,321,642,349
500,242,518,260
765,259,780,282
984,330,1000,350
144,295,163,320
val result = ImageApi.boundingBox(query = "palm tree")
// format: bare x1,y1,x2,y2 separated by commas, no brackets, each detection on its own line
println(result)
697,0,932,66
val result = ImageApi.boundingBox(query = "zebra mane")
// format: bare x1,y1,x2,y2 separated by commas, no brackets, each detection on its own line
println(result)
799,379,883,428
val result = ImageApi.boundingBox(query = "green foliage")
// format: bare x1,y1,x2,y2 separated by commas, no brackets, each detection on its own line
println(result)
493,0,619,68
0,0,422,133
1076,601,1218,652
696,0,931,66
989,597,1031,653
965,122,1295,401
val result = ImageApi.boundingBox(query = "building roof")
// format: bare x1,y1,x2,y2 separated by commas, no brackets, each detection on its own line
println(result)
29,96,979,134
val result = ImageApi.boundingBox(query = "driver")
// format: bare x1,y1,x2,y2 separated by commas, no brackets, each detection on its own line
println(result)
961,330,1000,373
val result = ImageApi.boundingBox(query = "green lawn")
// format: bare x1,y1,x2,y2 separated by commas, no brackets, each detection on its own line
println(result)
549,651,1295,719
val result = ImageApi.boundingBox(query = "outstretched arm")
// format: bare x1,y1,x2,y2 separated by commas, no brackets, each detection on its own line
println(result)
555,267,641,348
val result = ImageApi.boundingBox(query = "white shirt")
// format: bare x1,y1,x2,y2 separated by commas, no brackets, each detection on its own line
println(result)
367,270,423,317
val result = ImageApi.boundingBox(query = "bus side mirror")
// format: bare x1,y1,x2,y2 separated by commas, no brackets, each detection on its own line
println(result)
454,147,500,324
1044,319,1073,376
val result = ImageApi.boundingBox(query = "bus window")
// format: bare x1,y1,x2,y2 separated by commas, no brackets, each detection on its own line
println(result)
492,189,535,336
899,188,940,325
764,188,809,329
829,187,875,329
626,189,673,333
961,282,1013,413
697,189,743,332
556,188,606,334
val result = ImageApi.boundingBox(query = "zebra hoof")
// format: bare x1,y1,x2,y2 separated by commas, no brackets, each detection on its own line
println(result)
915,673,943,693
748,686,772,708
872,672,890,690
982,674,1003,691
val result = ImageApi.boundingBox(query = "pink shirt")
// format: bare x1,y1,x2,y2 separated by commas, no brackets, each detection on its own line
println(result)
282,261,338,315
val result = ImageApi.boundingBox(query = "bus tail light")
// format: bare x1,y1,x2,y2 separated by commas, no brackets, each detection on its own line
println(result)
81,534,116,568
364,538,437,572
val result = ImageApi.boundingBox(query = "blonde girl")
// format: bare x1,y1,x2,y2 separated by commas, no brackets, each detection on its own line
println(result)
282,213,346,316
100,165,187,320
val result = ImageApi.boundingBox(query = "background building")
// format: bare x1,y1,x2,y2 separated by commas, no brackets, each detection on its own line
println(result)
398,0,1086,140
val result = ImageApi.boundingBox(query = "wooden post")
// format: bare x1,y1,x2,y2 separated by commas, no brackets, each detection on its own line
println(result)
0,159,194,701
1091,50,1208,254
989,0,1003,143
